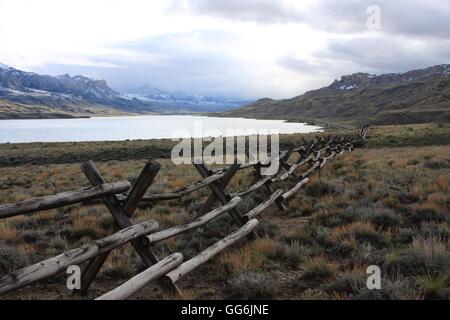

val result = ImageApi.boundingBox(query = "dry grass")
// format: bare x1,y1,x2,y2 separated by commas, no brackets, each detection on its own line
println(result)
219,244,265,275
252,238,278,257
0,221,20,243
0,125,449,300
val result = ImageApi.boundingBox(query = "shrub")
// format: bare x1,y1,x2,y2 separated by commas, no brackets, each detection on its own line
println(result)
0,243,29,274
227,271,280,299
314,227,332,246
23,231,41,244
305,181,338,197
420,223,450,241
417,273,449,299
49,236,67,251
410,208,446,224
388,237,450,276
331,222,388,248
330,236,357,257
339,202,400,229
301,256,339,282
369,209,401,230
350,243,387,266
277,240,309,266
324,274,365,294
394,228,417,244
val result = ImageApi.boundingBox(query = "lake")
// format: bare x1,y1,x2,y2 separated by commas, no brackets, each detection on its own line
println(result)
0,115,322,143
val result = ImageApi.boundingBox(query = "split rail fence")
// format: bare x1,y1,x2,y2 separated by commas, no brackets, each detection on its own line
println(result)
0,127,368,300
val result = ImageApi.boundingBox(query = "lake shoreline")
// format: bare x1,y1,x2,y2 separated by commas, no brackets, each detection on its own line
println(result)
0,115,322,144
0,124,448,167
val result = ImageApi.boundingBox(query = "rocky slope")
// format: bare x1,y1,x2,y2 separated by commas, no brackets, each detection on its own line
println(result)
222,64,450,126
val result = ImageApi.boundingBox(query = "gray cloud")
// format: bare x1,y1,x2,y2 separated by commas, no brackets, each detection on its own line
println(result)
31,1,450,99
280,35,450,83
310,0,450,38
319,36,450,73
33,30,259,98
171,0,304,23
176,0,450,39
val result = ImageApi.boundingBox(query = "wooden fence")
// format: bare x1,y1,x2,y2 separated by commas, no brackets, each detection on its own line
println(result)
0,126,368,300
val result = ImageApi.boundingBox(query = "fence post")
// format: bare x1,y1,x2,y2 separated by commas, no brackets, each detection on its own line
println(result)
253,162,287,211
76,160,181,295
196,162,240,218
194,162,259,239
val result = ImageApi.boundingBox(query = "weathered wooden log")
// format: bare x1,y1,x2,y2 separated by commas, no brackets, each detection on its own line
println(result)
272,154,314,182
77,160,177,295
78,161,163,295
146,197,242,244
0,181,131,219
210,149,290,173
194,163,247,227
164,219,259,284
322,152,336,161
300,161,321,178
134,169,227,202
229,175,272,198
0,219,159,295
123,161,160,214
96,253,183,300
282,178,310,200
245,189,284,219
196,163,240,218
251,162,286,211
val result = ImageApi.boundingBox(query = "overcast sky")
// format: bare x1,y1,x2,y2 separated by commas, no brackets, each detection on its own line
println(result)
0,0,449,99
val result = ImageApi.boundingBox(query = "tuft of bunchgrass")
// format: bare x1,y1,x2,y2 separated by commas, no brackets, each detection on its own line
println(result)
227,271,280,299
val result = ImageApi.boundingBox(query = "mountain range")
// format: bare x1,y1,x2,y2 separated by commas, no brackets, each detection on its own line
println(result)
222,64,450,126
0,64,249,119
124,86,251,112
2,63,450,124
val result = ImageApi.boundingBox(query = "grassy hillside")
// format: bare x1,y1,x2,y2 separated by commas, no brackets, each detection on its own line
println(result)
0,99,130,120
222,77,450,126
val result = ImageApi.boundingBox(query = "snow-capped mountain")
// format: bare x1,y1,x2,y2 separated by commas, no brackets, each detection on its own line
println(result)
0,64,251,118
124,86,252,112
329,64,450,91
0,65,123,103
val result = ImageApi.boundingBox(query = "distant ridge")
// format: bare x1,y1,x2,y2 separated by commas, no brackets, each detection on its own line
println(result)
124,85,251,112
222,64,450,126
0,65,250,119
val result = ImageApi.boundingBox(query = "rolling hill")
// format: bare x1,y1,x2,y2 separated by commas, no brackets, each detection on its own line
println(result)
222,64,450,126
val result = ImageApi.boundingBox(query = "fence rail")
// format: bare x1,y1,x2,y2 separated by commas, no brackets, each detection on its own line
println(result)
0,126,368,299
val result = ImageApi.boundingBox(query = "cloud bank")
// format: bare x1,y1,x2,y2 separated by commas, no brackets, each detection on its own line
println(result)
0,0,448,99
